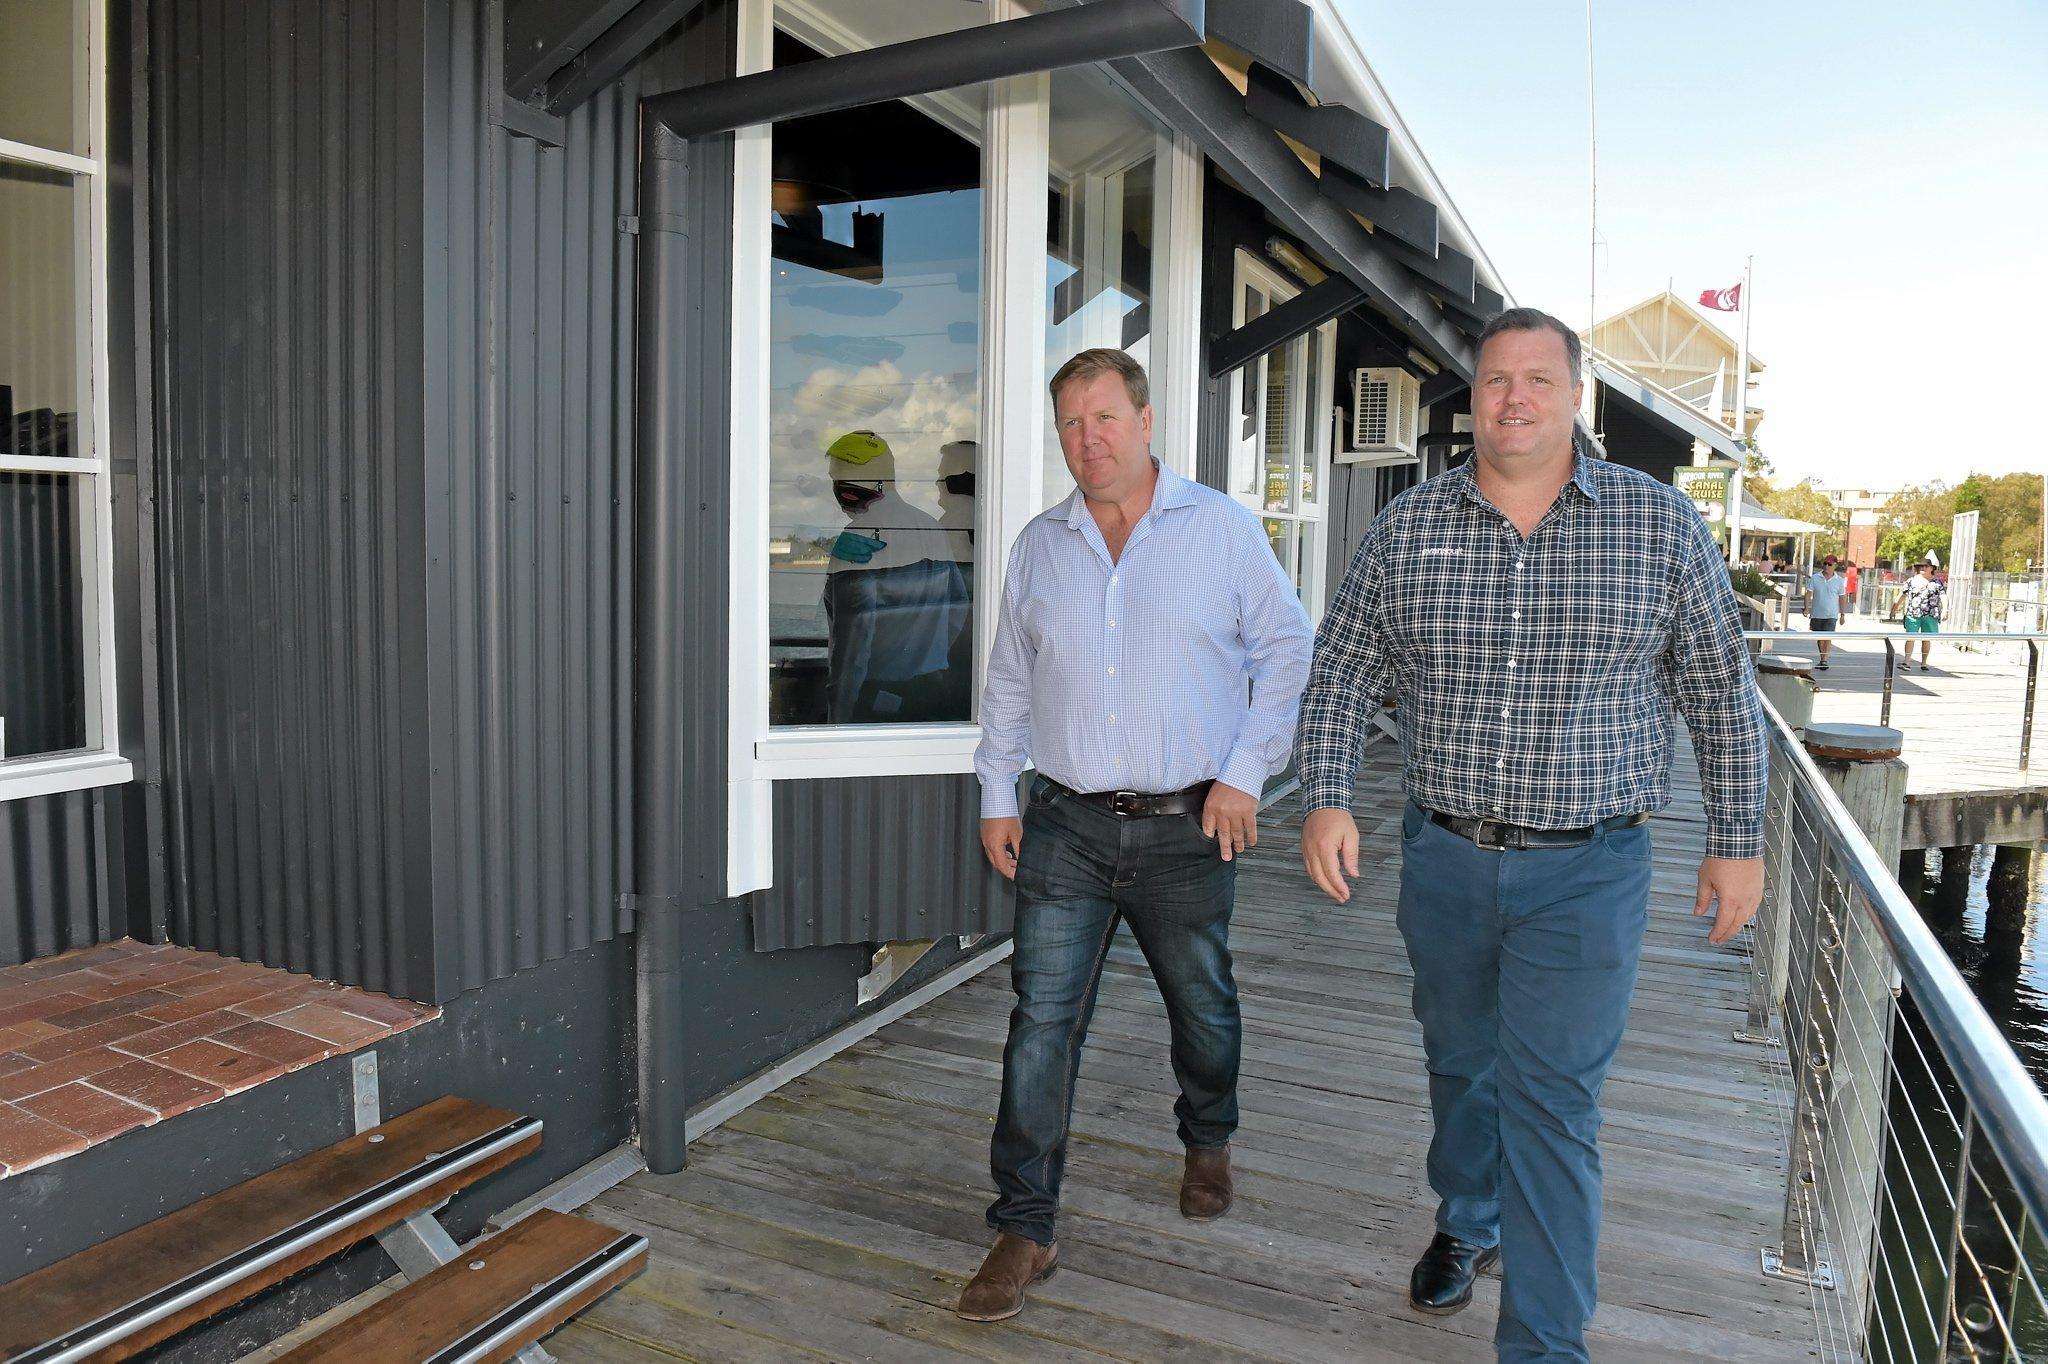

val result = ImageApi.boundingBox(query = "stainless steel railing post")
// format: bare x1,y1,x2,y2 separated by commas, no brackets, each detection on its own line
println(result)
1766,833,1842,1289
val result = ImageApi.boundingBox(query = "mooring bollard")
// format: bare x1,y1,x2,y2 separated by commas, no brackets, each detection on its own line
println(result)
1755,654,1816,735
1764,722,1906,1331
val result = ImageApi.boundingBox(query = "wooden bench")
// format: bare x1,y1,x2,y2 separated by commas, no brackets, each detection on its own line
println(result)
275,1209,645,1363
0,1096,541,1363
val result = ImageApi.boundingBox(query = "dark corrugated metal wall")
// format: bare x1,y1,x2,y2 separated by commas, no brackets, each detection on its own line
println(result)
418,0,671,995
1,791,109,964
151,0,434,997
750,774,1013,951
0,475,87,758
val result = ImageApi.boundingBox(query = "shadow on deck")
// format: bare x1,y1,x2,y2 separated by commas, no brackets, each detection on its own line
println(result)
557,741,1816,1362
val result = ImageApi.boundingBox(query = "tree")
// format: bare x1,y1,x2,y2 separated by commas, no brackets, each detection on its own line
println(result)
1750,477,1847,557
1876,474,2043,572
1878,522,1949,565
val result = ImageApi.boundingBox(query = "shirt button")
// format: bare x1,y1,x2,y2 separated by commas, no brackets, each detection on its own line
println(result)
1106,620,1116,629
1496,759,1505,769
1107,713,1118,722
1501,708,1510,718
1493,805,1504,813
1507,660,1517,669
1512,610,1522,621
1106,666,1116,675
1514,560,1523,571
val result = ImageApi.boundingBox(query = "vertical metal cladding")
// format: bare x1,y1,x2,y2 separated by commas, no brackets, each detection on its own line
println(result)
0,474,87,758
750,774,1014,951
0,790,109,966
151,0,434,997
418,0,650,996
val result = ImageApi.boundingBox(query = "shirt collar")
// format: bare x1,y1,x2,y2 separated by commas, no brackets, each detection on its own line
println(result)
1448,441,1602,507
1060,456,1190,529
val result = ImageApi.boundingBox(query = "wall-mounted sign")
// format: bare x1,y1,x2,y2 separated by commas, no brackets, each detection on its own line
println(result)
1673,468,1733,543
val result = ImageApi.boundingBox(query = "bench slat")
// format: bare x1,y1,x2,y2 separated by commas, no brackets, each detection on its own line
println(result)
0,1096,540,1364
276,1210,647,1364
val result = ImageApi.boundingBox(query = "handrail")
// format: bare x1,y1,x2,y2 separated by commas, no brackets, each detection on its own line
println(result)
1761,699,2048,1234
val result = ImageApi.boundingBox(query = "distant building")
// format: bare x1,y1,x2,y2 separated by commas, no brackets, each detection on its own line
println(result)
1585,292,1764,440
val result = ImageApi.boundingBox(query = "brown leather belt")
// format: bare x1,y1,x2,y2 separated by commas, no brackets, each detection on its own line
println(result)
1427,808,1648,851
1043,777,1214,818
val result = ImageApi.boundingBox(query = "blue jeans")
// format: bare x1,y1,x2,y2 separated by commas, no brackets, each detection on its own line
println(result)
1396,802,1653,1363
987,776,1240,1245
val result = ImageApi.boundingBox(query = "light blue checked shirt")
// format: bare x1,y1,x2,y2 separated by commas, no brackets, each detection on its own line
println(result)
975,460,1315,820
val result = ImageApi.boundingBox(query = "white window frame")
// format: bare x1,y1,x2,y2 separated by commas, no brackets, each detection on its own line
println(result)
0,0,131,803
1228,250,1337,620
725,0,1202,892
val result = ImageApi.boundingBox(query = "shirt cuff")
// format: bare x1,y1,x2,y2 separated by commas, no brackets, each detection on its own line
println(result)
979,779,1022,821
1297,774,1353,816
1217,751,1270,803
1705,819,1764,861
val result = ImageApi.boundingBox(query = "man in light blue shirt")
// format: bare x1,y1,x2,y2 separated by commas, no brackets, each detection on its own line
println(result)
1805,557,1846,669
957,349,1313,1322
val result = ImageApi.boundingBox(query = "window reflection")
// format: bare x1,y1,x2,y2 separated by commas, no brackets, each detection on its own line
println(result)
766,32,980,727
1043,68,1165,511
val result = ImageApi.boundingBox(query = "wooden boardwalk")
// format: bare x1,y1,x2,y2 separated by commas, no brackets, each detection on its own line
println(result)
1765,626,2041,797
555,739,1816,1362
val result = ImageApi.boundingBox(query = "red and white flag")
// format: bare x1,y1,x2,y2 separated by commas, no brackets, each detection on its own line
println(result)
1699,283,1742,312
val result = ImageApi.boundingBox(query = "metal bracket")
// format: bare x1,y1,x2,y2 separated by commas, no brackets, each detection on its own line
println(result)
353,1052,556,1361
1760,1244,1836,1289
1731,1027,1783,1047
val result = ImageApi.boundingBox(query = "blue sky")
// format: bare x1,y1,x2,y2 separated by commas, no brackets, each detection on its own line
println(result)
1339,0,2048,488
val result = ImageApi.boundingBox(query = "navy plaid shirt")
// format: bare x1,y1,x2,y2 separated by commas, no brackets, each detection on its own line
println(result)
1294,450,1767,859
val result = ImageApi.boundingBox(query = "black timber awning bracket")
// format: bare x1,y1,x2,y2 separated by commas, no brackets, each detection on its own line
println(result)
1241,60,1390,189
1205,0,1315,86
643,0,1207,140
1318,162,1437,257
1113,44,1474,377
1207,275,1366,379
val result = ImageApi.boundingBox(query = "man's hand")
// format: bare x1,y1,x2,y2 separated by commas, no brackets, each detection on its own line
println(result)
1301,808,1361,904
1695,856,1765,945
1203,782,1261,862
982,817,1023,881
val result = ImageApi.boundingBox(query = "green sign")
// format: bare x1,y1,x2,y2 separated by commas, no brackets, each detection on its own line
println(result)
1673,469,1732,543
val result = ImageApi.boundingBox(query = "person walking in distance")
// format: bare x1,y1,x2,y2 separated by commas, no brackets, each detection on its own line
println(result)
1805,556,1846,669
1293,309,1767,1362
1895,558,1945,671
960,348,1313,1322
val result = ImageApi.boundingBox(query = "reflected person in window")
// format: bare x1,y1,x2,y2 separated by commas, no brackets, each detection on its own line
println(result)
821,429,972,724
960,349,1314,1322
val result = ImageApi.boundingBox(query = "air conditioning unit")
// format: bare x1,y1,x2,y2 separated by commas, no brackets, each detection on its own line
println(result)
1345,366,1420,460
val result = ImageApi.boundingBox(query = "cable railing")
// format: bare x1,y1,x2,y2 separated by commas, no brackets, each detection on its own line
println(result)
1744,629,2043,781
1739,701,2048,1360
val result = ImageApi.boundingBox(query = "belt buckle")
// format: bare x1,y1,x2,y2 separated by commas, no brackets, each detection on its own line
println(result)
1110,790,1143,817
1472,819,1518,851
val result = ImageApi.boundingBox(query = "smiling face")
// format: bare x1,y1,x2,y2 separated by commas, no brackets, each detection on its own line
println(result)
1471,326,1583,473
1054,370,1155,505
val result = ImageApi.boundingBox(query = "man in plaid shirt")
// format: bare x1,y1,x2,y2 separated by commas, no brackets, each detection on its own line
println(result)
1294,308,1766,1362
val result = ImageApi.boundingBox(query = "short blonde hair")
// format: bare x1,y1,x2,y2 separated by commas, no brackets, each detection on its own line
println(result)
1049,348,1150,411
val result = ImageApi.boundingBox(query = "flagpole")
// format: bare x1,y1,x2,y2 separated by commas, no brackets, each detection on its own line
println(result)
1725,257,1752,565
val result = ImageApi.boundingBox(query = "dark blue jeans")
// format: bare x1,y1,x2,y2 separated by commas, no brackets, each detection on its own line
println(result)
987,775,1240,1246
1396,801,1653,1364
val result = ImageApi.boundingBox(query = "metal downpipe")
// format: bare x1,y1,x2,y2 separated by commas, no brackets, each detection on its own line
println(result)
631,121,690,1175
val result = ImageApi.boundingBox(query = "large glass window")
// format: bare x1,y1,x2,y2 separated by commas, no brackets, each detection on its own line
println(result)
765,27,982,727
1041,68,1167,511
1231,252,1335,613
1,0,122,795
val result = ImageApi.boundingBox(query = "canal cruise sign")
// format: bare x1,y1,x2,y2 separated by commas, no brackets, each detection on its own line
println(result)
1674,467,1735,545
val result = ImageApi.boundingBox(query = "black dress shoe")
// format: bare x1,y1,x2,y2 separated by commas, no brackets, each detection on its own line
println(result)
1408,1232,1500,1315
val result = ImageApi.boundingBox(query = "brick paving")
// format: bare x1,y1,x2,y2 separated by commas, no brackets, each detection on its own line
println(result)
0,940,438,1178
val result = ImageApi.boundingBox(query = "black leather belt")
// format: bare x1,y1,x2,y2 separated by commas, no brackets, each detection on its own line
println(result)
1044,778,1214,818
1428,808,1648,851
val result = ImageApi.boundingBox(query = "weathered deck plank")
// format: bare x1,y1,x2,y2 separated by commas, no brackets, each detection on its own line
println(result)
569,740,1815,1361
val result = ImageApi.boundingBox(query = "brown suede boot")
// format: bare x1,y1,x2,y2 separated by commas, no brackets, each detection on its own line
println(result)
956,1232,1059,1321
1180,1144,1234,1220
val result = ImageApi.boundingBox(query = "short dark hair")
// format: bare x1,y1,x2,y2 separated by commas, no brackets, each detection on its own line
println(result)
1475,307,1582,379
1049,348,1150,410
